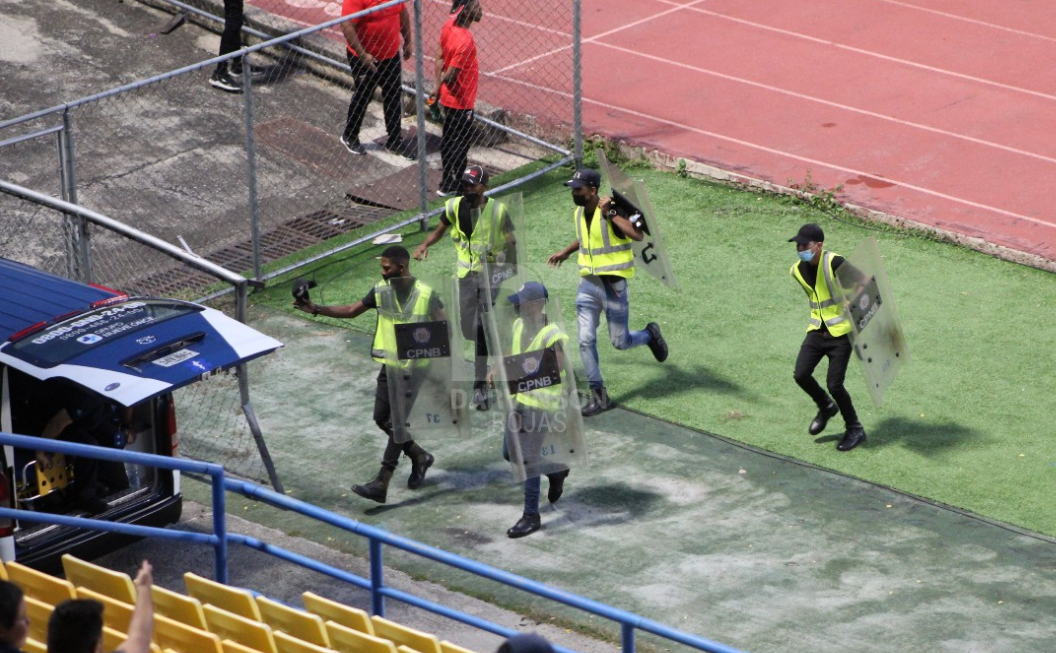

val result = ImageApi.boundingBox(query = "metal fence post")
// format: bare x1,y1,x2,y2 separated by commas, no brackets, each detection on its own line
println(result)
572,0,583,167
621,623,636,653
414,0,429,230
58,110,92,283
241,53,264,282
211,466,229,584
370,538,385,617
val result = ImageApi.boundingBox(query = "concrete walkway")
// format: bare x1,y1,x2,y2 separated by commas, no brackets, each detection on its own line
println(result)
230,305,1056,653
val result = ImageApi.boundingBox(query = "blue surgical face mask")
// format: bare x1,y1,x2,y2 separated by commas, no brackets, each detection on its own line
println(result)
797,248,815,262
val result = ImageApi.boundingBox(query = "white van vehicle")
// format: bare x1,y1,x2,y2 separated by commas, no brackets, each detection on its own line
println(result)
0,257,281,571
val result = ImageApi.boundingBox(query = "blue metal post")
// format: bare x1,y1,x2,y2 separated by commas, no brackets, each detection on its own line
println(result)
622,623,636,653
370,538,385,617
212,469,228,584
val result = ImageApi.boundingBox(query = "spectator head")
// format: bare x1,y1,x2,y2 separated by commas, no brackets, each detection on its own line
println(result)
47,599,104,653
378,245,412,280
0,581,28,649
496,634,555,653
451,0,483,22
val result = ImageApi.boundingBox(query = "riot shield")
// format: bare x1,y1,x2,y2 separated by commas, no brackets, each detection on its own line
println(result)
596,149,679,289
833,237,910,406
484,287,587,482
378,273,471,443
456,193,527,400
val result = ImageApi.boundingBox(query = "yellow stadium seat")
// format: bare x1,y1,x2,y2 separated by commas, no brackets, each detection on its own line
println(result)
63,554,137,604
302,593,373,635
186,573,261,621
440,641,481,653
152,584,208,630
154,614,223,653
6,562,77,605
370,617,441,653
273,632,336,653
326,622,397,653
396,646,426,653
24,598,52,644
223,639,268,653
0,563,7,581
76,586,134,632
257,596,329,647
23,638,45,653
102,625,163,653
203,605,277,653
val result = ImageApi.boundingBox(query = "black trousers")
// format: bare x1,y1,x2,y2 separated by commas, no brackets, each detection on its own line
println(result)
458,272,493,385
219,0,244,56
440,107,475,191
59,426,129,499
793,330,859,427
373,366,424,471
343,53,404,144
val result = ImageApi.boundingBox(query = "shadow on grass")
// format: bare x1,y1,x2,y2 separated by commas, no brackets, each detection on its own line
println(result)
838,416,984,454
615,361,744,403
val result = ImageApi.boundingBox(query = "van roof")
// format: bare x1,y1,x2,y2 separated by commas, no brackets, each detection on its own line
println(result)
0,258,120,341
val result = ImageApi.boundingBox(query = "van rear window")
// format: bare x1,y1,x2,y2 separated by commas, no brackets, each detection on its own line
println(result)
8,300,198,366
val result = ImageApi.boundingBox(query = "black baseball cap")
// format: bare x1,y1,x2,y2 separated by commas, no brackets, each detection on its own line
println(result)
461,165,489,186
450,0,472,13
788,223,825,245
564,168,601,189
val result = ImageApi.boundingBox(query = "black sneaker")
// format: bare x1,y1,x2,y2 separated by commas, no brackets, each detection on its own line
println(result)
340,135,366,155
645,322,668,362
209,67,243,93
385,138,417,160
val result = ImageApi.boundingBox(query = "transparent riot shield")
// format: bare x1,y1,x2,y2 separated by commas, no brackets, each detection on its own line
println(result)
484,289,587,482
378,273,471,443
833,237,910,406
456,193,527,403
597,149,679,289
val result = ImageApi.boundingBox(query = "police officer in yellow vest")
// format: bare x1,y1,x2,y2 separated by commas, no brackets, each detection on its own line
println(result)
293,245,440,502
547,168,668,417
500,282,570,538
415,165,514,410
789,224,867,451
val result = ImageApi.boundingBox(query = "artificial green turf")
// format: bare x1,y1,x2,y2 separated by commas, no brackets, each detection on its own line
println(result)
253,163,1056,539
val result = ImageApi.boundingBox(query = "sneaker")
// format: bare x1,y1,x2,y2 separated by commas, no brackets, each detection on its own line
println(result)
645,322,668,362
230,58,269,80
384,138,417,160
340,135,366,155
209,67,243,93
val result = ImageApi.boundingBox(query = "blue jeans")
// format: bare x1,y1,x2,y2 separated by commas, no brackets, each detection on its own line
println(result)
576,276,650,389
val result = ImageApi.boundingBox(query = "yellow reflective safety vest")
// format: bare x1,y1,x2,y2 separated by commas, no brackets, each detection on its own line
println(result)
510,319,568,410
576,206,635,279
790,251,851,337
371,279,436,367
444,197,508,278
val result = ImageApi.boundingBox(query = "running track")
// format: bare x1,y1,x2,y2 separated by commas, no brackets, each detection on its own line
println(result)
253,0,1056,262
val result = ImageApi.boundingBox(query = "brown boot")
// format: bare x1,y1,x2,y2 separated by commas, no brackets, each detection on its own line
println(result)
406,443,435,490
351,467,393,503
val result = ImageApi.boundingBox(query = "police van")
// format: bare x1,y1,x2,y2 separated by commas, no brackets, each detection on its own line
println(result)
0,257,282,569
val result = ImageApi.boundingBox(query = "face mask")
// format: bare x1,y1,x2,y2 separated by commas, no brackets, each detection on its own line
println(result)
572,194,589,207
797,248,815,263
462,190,479,202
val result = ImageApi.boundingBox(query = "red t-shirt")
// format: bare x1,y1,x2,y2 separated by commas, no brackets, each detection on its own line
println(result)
439,15,479,110
342,0,403,60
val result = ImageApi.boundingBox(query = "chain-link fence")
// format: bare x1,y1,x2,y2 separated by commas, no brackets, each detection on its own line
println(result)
0,0,581,296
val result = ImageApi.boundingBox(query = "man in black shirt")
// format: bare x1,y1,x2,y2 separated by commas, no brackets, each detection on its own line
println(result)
789,223,867,451
294,246,441,503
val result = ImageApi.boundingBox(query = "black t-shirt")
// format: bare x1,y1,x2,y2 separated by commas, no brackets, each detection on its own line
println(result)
440,197,512,239
361,280,443,313
796,255,844,289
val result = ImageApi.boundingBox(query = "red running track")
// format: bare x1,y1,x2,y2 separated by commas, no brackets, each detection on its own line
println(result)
250,0,1056,261
577,0,1056,261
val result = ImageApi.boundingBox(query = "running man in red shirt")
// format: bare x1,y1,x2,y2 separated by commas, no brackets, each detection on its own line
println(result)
340,0,416,159
432,0,483,196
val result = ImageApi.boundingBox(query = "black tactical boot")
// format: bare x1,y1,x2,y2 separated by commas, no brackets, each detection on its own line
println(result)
547,469,569,503
507,513,541,538
351,467,393,503
406,443,435,490
581,387,613,417
808,401,839,435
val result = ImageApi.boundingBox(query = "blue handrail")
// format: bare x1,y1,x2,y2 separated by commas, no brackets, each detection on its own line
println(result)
0,432,747,653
